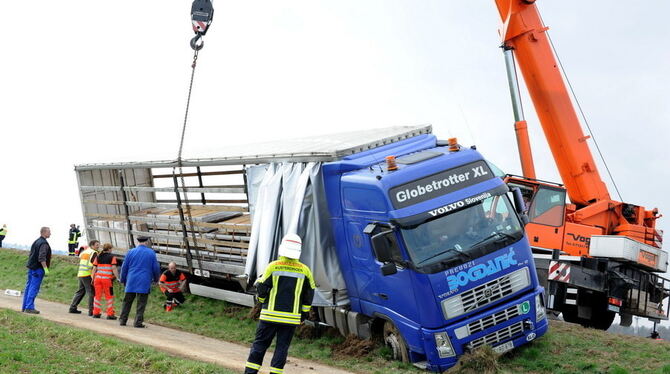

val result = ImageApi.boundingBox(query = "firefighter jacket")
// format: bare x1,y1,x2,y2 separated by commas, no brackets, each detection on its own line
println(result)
77,248,98,277
256,256,316,325
68,228,81,244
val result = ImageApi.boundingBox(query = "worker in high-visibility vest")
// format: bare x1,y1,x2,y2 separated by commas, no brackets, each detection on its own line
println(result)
159,262,187,311
67,224,81,256
0,224,7,248
91,243,119,319
69,240,100,315
244,234,315,374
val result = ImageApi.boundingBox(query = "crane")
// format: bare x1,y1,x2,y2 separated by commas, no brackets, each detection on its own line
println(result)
494,0,669,330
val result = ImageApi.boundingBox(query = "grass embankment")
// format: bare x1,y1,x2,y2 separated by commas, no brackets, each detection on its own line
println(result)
2,248,670,374
0,308,233,374
0,249,410,374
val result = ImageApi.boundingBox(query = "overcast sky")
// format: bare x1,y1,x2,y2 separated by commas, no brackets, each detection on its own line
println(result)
1,0,668,256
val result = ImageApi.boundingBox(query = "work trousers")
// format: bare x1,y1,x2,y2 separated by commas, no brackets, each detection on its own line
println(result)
164,291,186,305
93,278,115,316
244,320,296,374
119,292,149,326
0,235,5,248
22,268,45,311
68,243,76,256
70,276,94,314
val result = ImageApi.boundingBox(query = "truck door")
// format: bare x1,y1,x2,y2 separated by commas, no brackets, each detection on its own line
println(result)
360,222,418,321
526,185,567,252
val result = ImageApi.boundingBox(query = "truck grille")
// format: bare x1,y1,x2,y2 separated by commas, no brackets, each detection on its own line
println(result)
455,304,521,339
443,267,530,320
467,321,524,350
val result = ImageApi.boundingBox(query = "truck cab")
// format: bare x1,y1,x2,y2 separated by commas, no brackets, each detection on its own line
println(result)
322,133,548,372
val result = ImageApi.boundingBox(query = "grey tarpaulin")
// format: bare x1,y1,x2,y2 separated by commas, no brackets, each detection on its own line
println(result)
244,162,349,306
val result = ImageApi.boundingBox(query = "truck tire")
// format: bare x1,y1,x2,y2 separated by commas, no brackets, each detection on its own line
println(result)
383,321,410,363
587,309,615,331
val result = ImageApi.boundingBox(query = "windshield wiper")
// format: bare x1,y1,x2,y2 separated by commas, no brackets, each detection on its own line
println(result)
419,246,472,265
470,232,517,249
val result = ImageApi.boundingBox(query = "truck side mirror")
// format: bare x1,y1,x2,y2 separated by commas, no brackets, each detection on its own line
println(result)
511,187,530,225
368,227,402,276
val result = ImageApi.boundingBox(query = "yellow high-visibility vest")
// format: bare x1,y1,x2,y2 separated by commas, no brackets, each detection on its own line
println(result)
77,248,98,277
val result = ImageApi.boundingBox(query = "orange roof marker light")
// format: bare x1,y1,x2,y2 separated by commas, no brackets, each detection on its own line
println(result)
385,155,398,171
448,137,460,152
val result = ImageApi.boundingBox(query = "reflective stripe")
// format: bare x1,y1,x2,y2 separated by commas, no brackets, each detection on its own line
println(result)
293,277,304,314
257,297,266,303
245,362,261,370
261,309,300,318
271,271,305,279
268,275,279,311
259,315,301,325
301,305,311,313
270,367,284,374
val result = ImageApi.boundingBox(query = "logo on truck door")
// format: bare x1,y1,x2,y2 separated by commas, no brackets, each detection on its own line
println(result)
389,160,493,209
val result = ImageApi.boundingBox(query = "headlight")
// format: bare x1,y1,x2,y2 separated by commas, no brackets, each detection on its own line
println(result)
535,294,546,322
434,332,456,358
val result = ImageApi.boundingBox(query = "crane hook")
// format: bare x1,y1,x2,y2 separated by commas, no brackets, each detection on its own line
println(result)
190,34,205,51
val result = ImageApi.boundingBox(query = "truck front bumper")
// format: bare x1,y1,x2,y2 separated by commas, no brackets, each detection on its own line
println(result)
422,287,548,373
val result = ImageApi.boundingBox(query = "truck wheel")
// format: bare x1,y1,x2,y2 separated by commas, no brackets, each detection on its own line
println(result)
383,321,410,363
588,310,615,331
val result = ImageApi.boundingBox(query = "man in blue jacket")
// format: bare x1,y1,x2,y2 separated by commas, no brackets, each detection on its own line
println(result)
119,236,160,328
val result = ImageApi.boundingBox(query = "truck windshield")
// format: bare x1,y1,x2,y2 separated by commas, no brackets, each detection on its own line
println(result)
401,194,523,268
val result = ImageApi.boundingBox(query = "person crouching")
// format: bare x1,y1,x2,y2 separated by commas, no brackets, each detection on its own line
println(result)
91,243,119,319
159,262,187,311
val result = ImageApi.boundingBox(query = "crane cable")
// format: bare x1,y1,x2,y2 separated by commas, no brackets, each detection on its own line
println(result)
174,49,205,273
538,12,624,202
173,0,214,274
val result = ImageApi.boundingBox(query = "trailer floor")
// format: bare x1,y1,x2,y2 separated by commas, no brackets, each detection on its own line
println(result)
0,293,354,374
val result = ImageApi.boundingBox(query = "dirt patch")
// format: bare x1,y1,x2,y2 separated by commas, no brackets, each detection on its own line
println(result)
446,346,500,374
246,303,261,320
221,305,247,320
296,323,320,339
332,334,376,358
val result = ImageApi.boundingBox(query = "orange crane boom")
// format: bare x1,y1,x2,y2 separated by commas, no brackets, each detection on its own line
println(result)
495,0,661,249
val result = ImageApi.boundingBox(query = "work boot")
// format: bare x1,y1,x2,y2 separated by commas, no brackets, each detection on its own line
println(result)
69,309,82,314
119,320,127,326
88,311,93,317
134,323,146,328
92,314,101,319
107,315,118,320
24,309,40,314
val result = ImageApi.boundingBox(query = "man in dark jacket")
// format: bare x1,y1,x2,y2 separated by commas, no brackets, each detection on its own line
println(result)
119,236,160,328
22,227,52,314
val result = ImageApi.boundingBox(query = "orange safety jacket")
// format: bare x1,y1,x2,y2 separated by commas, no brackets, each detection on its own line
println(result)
159,270,186,293
93,253,117,280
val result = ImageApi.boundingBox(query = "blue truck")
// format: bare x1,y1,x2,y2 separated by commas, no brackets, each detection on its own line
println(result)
75,125,547,371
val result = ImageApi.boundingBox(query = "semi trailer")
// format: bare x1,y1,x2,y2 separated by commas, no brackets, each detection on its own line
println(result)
75,125,547,372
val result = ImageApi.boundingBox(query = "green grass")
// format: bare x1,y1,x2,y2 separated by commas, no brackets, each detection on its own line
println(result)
0,249,410,374
3,248,670,374
496,321,670,374
0,308,233,374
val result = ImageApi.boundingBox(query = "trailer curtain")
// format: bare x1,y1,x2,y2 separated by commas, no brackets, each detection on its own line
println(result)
245,162,349,307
